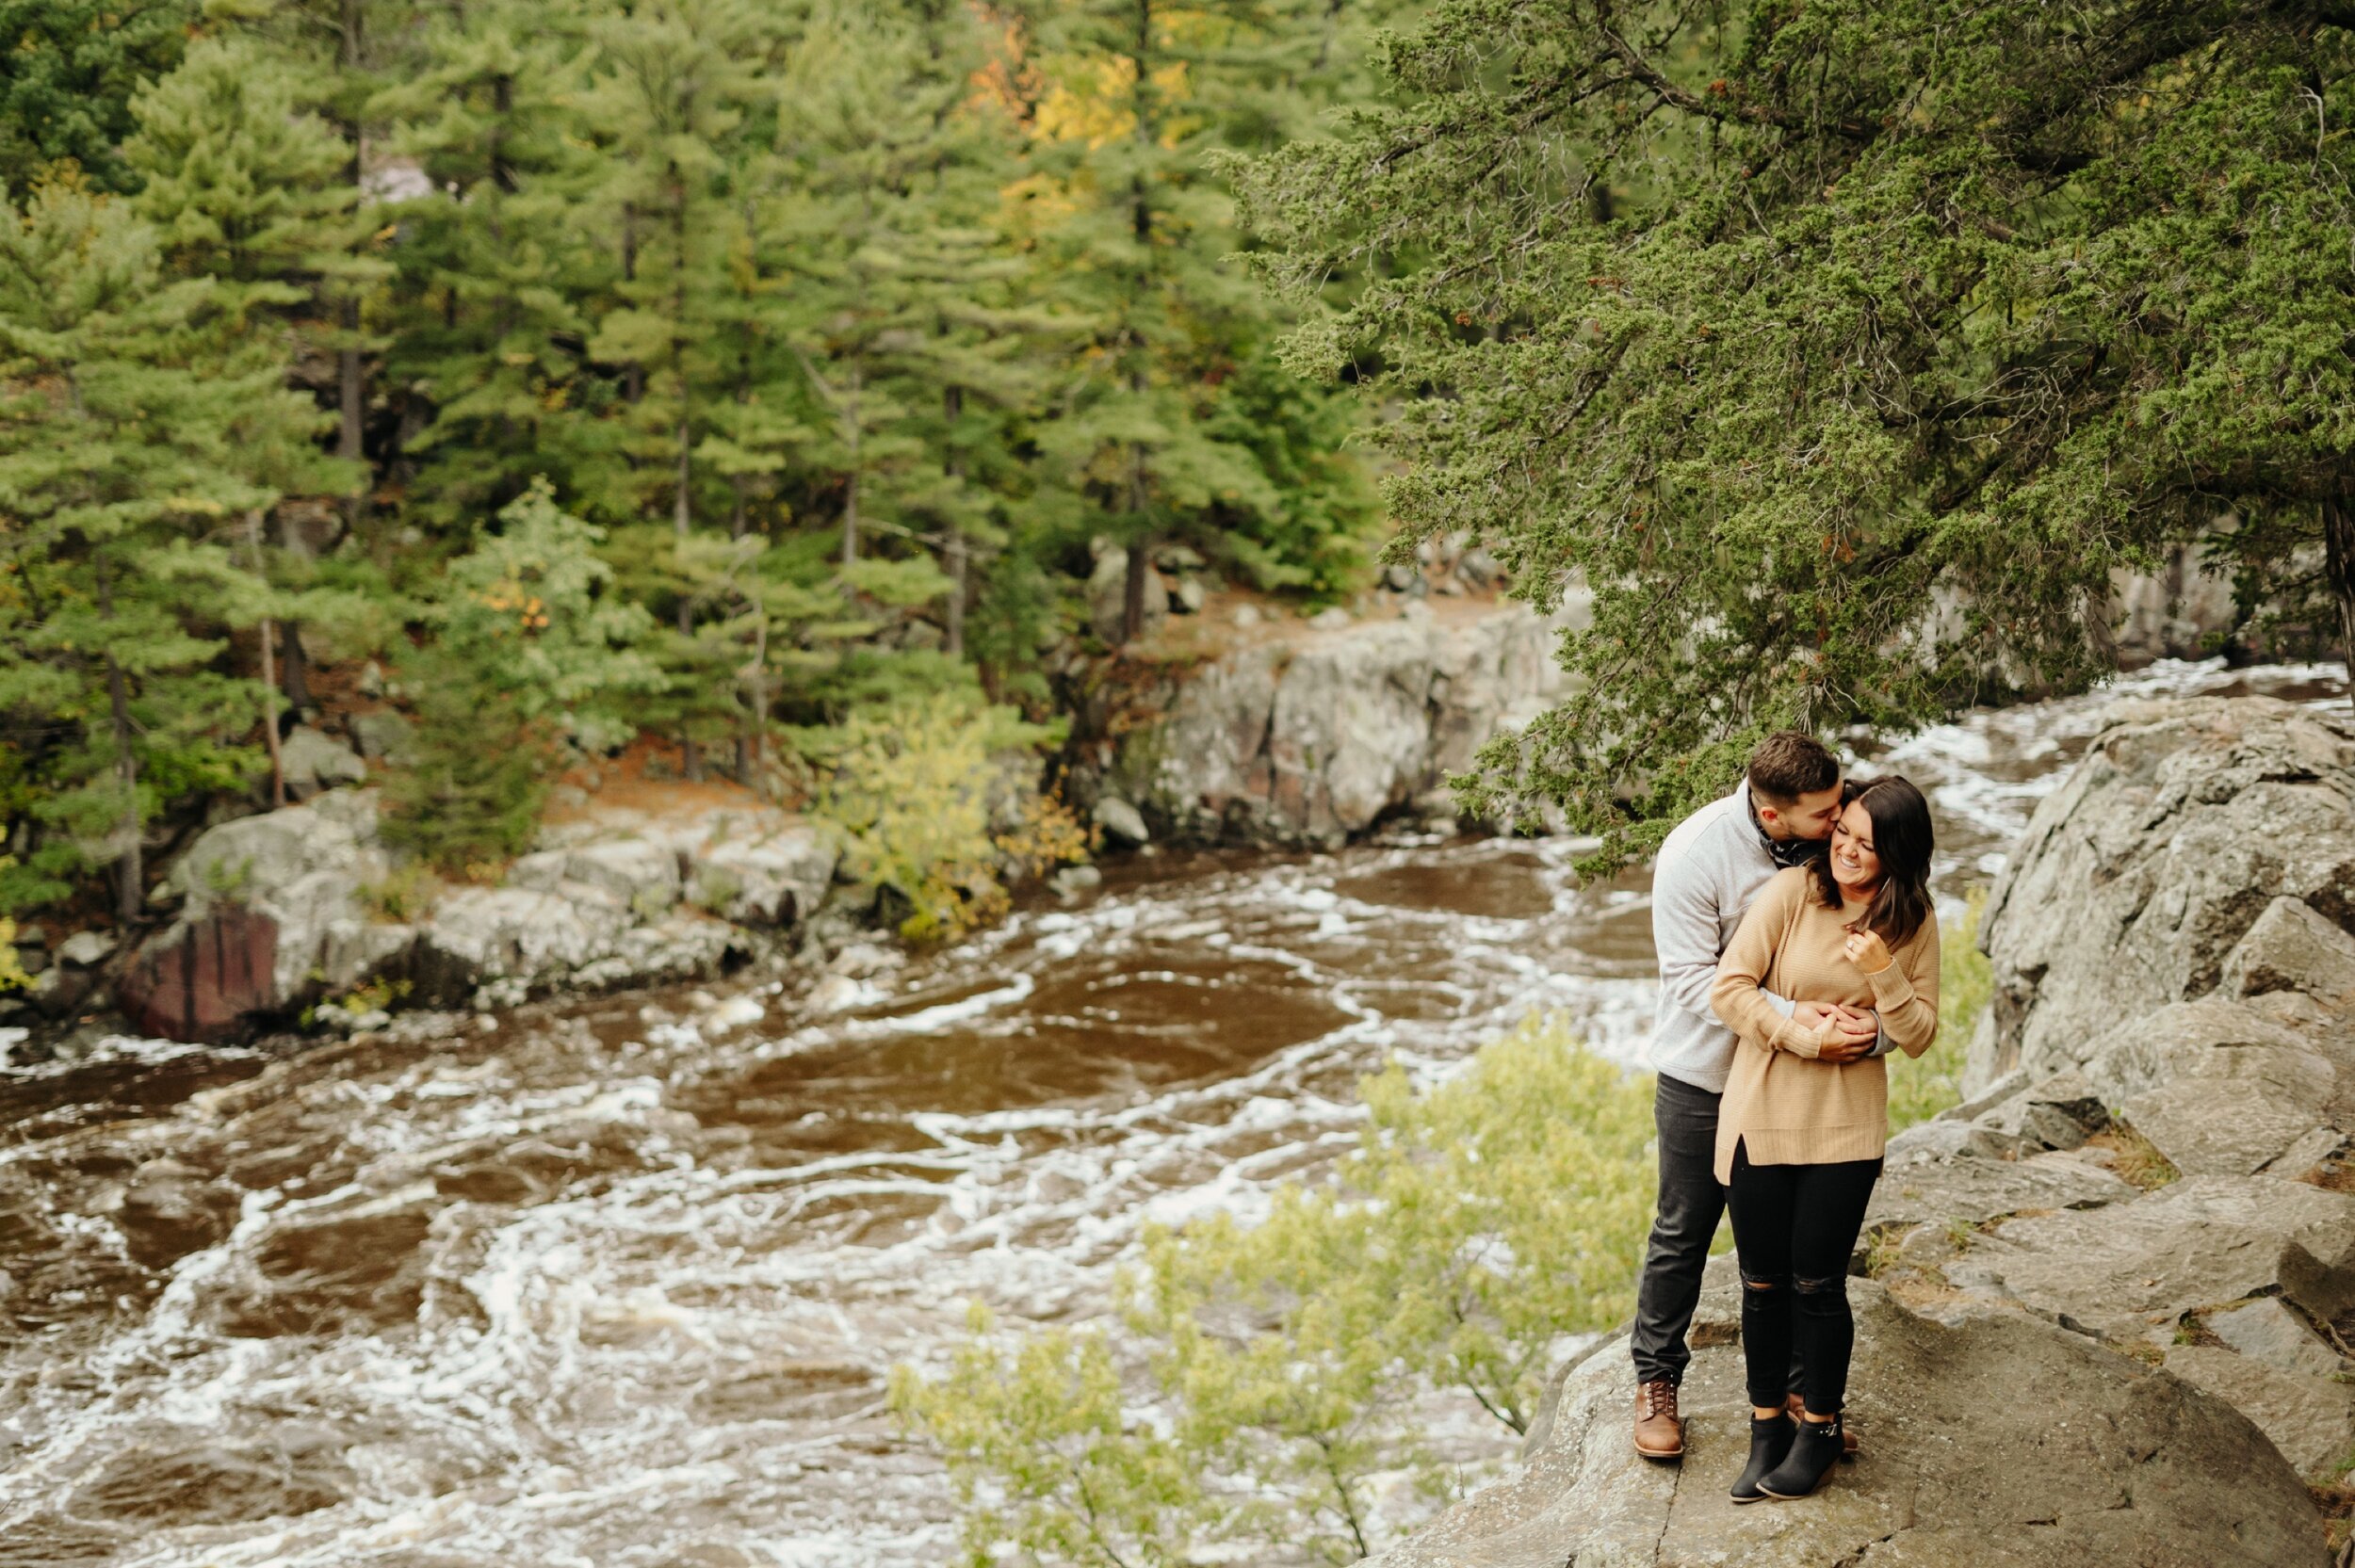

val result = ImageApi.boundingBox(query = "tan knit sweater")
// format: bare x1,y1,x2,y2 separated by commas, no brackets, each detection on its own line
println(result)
1708,866,1941,1183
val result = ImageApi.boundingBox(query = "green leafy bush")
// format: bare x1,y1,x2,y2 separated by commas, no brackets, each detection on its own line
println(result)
801,690,1057,942
892,1016,1656,1564
1887,894,1996,1132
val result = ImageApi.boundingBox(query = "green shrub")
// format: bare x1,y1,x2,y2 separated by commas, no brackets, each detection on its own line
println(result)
801,690,1056,942
892,1016,1656,1564
1887,891,1995,1132
355,862,440,923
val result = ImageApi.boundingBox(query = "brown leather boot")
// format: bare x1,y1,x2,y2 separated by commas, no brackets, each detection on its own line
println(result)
1633,1380,1683,1459
1784,1393,1860,1455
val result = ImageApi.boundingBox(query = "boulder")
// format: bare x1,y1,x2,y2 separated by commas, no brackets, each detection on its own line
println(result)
55,930,117,969
1087,600,1570,847
1092,796,1150,847
560,838,680,912
279,725,368,800
1087,551,1167,645
348,709,416,766
1374,1279,2325,1568
1973,698,2355,1092
1967,1069,2111,1153
1049,864,1102,897
1865,1145,2136,1235
121,794,399,1038
2162,1345,2355,1479
416,885,637,994
1962,1175,2355,1342
2220,896,2355,1005
2206,1296,2347,1379
119,787,838,1039
2075,998,2339,1178
685,823,835,929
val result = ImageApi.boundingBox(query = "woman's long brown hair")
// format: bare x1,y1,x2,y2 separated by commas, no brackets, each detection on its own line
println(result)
1810,775,1935,947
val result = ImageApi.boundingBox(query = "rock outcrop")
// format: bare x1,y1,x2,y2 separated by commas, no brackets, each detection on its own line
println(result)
1069,598,1571,847
118,789,837,1042
1387,1268,2322,1567
1376,696,2355,1565
1970,696,2355,1090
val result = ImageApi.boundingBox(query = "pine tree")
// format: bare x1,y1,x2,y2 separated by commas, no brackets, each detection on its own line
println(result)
0,0,195,194
1018,0,1393,641
376,0,609,532
124,34,352,316
571,0,772,538
383,480,662,869
0,178,327,922
213,0,417,525
125,35,370,799
771,0,1049,653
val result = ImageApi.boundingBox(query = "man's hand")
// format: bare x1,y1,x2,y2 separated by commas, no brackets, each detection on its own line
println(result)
1795,1001,1877,1064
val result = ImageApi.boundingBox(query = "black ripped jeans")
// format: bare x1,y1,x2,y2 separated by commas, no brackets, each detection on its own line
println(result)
1726,1140,1881,1415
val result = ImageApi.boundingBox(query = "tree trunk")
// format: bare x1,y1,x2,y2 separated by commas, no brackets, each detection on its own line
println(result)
2326,496,2355,713
943,383,966,657
622,203,643,403
247,512,285,810
672,168,691,541
1121,422,1151,644
1123,539,1152,644
280,622,312,719
339,302,365,470
338,0,366,527
841,364,863,566
97,564,141,927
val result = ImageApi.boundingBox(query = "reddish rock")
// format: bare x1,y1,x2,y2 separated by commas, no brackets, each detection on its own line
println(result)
119,905,280,1043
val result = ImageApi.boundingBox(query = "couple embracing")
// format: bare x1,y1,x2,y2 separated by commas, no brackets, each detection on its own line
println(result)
1631,732,1941,1503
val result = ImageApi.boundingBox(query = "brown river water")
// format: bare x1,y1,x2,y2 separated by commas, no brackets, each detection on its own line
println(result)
0,660,2343,1567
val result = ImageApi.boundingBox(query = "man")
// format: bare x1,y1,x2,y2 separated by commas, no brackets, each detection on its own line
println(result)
1632,732,1882,1460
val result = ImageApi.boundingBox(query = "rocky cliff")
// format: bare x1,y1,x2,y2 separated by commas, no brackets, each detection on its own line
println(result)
110,786,837,1043
1373,695,2355,1566
1064,596,1570,848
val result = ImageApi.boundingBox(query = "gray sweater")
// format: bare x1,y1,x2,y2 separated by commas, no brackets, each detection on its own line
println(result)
1647,784,1801,1094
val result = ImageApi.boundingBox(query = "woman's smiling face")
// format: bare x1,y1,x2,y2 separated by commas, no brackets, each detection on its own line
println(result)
1829,799,1882,893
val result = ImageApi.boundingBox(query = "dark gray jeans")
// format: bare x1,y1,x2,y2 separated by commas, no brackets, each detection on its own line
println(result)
1630,1073,1806,1394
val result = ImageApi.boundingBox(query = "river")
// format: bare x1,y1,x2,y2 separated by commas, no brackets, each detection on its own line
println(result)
0,659,2343,1567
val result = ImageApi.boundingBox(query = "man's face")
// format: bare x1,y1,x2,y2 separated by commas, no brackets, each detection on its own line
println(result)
1758,782,1844,843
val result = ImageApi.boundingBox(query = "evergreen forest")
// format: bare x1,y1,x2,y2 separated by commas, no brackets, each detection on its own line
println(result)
0,0,1401,928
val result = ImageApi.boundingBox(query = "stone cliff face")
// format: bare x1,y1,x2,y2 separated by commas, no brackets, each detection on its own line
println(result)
1972,696,2355,1092
115,789,837,1043
1374,695,2355,1567
1066,599,1568,848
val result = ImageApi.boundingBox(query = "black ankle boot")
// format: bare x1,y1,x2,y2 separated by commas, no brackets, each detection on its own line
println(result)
1759,1413,1843,1498
1730,1413,1795,1504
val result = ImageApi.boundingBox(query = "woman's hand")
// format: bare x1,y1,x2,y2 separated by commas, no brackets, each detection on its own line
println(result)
1843,927,1892,975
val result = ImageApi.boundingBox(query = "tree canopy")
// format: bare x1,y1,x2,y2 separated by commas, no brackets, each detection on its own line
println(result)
1238,0,2355,860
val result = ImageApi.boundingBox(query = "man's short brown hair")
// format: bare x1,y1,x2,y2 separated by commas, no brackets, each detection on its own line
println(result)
1746,730,1841,805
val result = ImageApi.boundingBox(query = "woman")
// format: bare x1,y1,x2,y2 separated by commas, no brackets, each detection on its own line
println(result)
1708,774,1941,1503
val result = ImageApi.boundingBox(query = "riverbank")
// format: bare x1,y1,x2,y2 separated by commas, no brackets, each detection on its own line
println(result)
10,589,1584,1053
